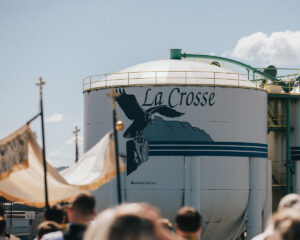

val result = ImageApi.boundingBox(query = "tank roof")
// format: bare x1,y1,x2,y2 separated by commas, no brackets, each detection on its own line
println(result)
83,59,263,91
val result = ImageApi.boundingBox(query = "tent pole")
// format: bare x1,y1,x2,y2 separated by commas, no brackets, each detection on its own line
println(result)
107,88,122,204
36,77,49,209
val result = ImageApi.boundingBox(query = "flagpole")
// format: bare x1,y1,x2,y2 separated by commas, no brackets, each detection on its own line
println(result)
36,77,49,209
107,88,123,204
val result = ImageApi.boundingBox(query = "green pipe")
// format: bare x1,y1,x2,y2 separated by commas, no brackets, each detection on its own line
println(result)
170,49,182,60
181,52,281,84
286,98,291,193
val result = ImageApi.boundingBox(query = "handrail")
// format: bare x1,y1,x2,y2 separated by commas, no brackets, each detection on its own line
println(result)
82,70,259,92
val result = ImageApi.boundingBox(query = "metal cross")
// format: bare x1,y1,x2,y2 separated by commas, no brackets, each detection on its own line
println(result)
36,77,46,98
106,88,120,110
73,125,80,137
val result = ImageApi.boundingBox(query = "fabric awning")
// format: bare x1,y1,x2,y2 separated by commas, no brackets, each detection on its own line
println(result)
0,125,125,207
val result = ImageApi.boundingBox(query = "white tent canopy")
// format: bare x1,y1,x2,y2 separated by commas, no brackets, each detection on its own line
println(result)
0,125,125,207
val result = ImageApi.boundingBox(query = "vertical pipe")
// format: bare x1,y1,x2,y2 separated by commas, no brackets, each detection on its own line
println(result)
184,157,190,206
113,108,122,204
286,98,291,194
263,160,272,228
296,160,300,194
247,157,266,239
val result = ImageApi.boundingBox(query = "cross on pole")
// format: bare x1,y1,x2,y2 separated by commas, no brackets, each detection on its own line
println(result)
73,126,80,163
106,88,122,204
36,77,46,98
36,77,49,209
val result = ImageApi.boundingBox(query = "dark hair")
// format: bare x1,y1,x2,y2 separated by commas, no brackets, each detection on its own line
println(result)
0,205,4,217
0,216,6,236
45,205,64,224
108,215,156,240
72,192,95,217
175,206,202,233
37,221,61,239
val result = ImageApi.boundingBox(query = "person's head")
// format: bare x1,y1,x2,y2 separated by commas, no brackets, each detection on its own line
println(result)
37,221,61,240
45,204,65,224
0,216,6,236
278,193,300,210
268,208,300,240
158,218,173,231
67,191,96,225
84,203,178,240
175,206,202,237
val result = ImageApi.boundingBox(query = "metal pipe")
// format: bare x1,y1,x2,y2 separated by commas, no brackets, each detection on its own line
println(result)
181,52,282,85
232,211,247,240
247,157,265,239
296,160,300,194
286,98,291,194
26,112,41,125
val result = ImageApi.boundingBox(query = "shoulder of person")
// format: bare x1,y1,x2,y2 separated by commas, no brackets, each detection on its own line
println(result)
7,235,21,240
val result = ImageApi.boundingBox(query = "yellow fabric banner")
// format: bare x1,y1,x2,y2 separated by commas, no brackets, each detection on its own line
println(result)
0,125,29,180
0,126,125,207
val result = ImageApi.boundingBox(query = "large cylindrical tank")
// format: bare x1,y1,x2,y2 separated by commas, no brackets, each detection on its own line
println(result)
291,99,300,193
83,59,268,239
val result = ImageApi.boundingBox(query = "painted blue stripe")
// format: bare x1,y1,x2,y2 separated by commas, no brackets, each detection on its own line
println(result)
149,145,267,152
149,141,267,147
149,151,267,158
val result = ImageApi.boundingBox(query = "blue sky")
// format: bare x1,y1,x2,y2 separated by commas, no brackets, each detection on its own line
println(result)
1,0,300,166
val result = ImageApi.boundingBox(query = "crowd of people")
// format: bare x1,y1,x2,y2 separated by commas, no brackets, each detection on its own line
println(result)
0,192,299,240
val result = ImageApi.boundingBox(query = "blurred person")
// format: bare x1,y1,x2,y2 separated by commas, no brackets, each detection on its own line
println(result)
267,208,300,240
83,203,178,240
278,193,300,210
175,206,203,240
158,218,173,231
44,205,65,224
37,221,62,240
64,192,96,240
0,216,20,240
252,193,300,240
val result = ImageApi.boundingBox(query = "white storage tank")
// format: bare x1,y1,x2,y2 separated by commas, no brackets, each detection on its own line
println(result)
83,56,268,239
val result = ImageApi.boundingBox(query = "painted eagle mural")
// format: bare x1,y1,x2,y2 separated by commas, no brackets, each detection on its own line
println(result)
116,89,185,138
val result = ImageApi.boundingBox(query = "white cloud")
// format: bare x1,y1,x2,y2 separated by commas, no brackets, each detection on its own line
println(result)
65,136,83,145
45,113,69,123
225,31,300,66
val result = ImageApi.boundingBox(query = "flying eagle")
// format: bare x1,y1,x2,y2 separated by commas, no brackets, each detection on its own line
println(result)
116,89,184,139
